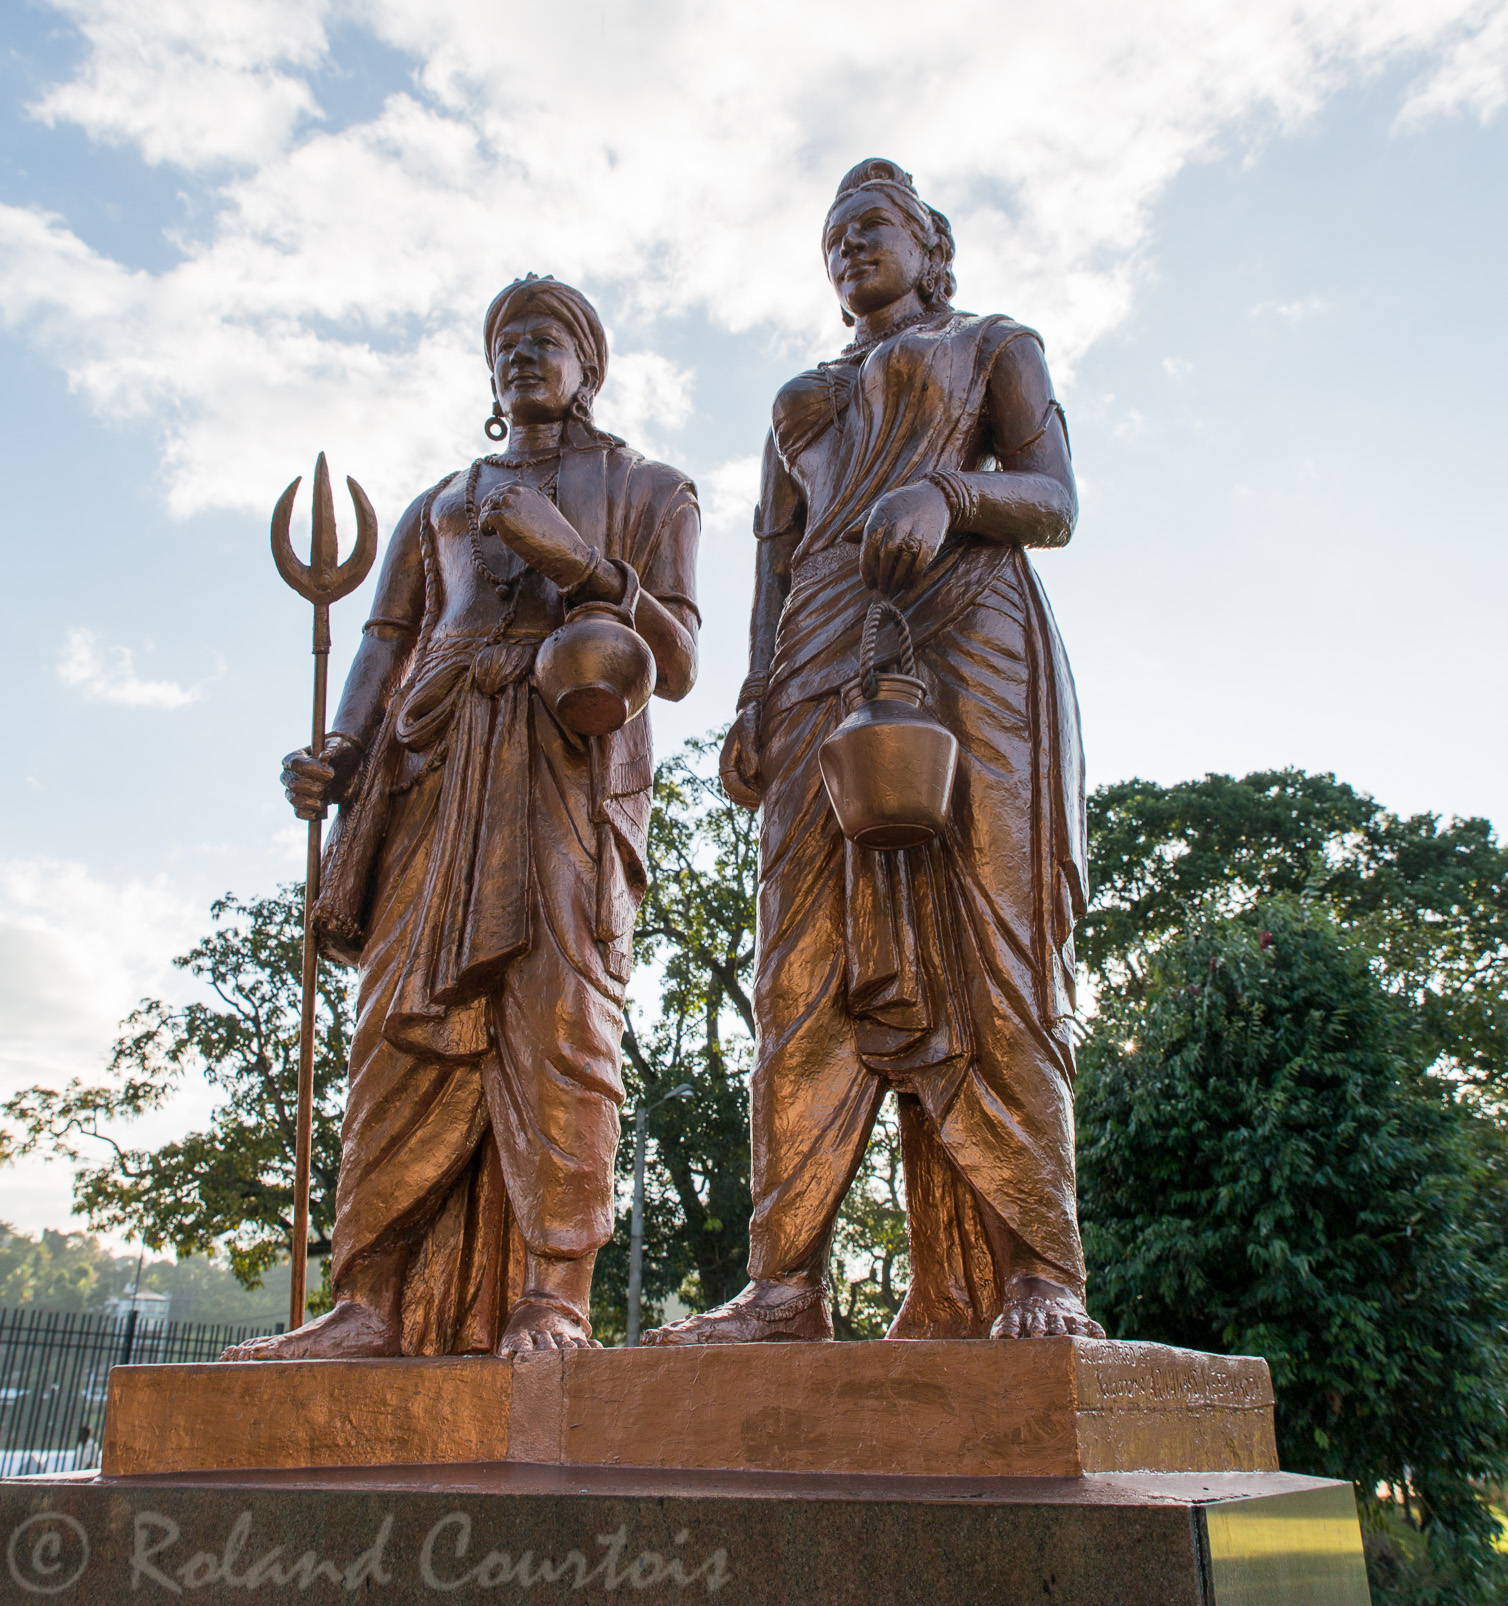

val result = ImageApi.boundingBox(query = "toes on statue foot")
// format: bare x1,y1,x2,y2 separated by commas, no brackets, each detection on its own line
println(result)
990,1296,1105,1342
496,1301,600,1354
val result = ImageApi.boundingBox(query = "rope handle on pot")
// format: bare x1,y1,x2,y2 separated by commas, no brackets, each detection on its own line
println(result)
860,598,917,700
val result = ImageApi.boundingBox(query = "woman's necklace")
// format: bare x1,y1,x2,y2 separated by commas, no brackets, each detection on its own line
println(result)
840,305,947,360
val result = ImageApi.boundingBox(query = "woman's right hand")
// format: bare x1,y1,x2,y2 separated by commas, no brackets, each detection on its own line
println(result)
719,702,763,811
282,734,364,821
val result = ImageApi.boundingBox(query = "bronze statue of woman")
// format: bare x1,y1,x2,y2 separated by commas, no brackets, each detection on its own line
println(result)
649,160,1102,1346
228,276,700,1359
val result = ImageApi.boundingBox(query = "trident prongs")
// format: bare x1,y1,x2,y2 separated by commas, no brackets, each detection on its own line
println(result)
269,451,379,1331
271,451,379,611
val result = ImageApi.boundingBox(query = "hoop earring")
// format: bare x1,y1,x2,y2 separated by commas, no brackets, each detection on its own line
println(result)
484,402,507,441
918,262,941,304
570,388,595,424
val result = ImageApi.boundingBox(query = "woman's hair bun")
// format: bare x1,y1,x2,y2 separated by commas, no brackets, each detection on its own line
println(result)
834,158,918,201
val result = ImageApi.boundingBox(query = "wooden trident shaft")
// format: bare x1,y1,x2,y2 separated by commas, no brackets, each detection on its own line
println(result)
271,452,378,1330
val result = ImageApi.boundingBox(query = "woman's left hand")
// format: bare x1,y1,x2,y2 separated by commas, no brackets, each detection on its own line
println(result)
480,483,596,589
859,482,950,594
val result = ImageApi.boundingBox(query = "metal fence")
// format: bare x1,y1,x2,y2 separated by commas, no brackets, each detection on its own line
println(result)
0,1307,282,1474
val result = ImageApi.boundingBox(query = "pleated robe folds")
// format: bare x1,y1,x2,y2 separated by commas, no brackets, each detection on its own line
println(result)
747,312,1089,1334
312,439,698,1354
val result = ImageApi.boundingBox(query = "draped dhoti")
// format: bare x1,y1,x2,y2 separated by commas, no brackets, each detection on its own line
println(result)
330,682,627,1356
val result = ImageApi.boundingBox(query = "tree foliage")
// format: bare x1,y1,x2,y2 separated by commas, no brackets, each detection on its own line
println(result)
593,734,759,1338
828,1104,908,1340
1079,771,1508,1599
3,888,350,1287
1078,899,1508,1593
1083,770,1508,1092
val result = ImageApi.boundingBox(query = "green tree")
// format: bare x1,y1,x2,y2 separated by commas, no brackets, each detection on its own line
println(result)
593,734,759,1338
1077,900,1508,1600
4,888,351,1289
828,1103,908,1340
0,1226,146,1312
1083,770,1508,1091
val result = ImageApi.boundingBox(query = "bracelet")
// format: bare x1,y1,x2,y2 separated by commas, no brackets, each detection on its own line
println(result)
924,469,980,530
565,550,626,605
326,731,367,762
737,674,768,711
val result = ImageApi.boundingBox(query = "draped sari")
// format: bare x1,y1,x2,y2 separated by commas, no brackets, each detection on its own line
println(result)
748,312,1088,1332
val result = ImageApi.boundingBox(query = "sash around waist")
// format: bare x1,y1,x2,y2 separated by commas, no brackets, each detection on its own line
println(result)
396,634,540,752
789,543,859,591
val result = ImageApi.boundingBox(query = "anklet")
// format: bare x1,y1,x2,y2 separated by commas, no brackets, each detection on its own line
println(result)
747,1286,824,1323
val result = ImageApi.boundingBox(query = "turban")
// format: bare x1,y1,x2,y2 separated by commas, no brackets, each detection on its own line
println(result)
483,275,609,392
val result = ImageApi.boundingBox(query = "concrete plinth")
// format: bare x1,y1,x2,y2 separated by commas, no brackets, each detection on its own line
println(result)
102,1338,1279,1479
0,1463,1371,1604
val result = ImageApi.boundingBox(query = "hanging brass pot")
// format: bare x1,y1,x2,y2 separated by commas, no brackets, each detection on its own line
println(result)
818,598,958,850
535,560,656,736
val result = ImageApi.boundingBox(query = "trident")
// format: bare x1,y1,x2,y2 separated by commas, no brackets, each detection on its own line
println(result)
271,452,378,1330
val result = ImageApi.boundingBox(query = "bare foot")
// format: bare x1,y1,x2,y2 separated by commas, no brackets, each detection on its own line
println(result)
497,1299,602,1353
221,1298,398,1361
989,1275,1105,1340
643,1281,832,1346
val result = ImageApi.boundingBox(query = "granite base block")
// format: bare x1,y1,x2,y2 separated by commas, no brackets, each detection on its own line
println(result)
0,1463,1370,1605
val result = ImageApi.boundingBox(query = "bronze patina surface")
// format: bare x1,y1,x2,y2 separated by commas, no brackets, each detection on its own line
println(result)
103,1340,1276,1479
230,275,701,1363
652,159,1098,1348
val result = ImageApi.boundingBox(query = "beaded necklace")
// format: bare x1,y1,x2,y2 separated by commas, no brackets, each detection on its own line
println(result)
839,305,947,360
462,452,560,640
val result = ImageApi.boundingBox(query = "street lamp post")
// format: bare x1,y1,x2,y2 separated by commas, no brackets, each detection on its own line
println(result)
626,1082,693,1346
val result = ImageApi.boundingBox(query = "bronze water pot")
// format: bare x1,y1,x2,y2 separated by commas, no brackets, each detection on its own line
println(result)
818,599,958,850
535,560,656,736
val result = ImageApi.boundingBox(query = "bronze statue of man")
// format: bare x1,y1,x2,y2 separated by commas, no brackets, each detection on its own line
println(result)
649,160,1102,1346
228,276,700,1360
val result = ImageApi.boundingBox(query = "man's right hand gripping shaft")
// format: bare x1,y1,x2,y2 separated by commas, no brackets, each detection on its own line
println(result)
282,734,364,821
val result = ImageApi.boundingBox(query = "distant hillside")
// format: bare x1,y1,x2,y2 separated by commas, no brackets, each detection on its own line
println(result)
0,1224,291,1327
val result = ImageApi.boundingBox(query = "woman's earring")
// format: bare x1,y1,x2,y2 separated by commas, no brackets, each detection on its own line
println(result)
484,401,507,441
919,262,940,304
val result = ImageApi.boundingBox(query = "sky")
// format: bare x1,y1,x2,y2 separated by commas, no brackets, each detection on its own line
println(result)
0,0,1505,1245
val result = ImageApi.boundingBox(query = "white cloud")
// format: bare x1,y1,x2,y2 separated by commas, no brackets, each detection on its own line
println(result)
0,859,212,1240
30,0,330,169
1398,6,1508,125
0,0,1503,520
593,351,695,459
699,456,763,538
0,859,202,1092
57,627,200,709
1269,295,1329,321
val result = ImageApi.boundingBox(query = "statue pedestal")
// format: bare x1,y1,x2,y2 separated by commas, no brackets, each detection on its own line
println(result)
101,1338,1278,1478
0,1342,1371,1602
0,1464,1370,1604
